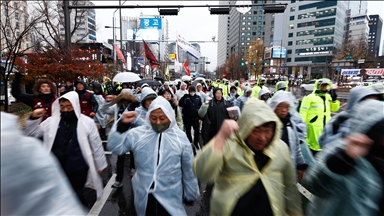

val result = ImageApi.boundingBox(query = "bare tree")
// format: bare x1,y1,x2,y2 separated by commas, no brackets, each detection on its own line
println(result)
335,33,369,61
245,39,264,78
226,52,246,80
1,0,43,111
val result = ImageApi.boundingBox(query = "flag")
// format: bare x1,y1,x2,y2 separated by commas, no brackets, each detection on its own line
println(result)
175,33,180,73
177,35,201,60
143,39,159,68
165,64,170,81
183,60,190,76
113,44,126,69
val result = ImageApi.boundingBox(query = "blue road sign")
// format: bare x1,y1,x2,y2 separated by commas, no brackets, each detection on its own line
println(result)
336,66,340,71
140,18,162,29
137,57,144,61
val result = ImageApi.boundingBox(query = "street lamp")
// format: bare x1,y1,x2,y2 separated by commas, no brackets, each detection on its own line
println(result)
105,25,120,70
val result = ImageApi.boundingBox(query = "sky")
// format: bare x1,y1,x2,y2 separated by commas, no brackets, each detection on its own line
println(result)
94,1,384,71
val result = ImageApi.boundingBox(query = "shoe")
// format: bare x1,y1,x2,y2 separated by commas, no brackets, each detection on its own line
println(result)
112,181,123,188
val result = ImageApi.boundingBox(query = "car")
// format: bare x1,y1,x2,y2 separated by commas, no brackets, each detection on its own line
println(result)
348,76,363,88
300,79,338,92
362,79,379,86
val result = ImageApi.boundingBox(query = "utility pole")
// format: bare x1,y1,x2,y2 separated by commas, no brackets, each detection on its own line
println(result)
119,0,124,71
63,0,71,50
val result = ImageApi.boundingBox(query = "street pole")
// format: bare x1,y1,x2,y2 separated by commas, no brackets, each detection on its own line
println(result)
119,0,124,71
63,0,71,50
112,17,116,70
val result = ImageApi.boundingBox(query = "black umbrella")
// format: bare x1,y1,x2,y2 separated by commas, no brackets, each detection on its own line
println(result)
135,79,162,88
154,76,165,83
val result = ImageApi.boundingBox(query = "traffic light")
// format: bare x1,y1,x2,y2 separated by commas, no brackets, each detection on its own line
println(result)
252,62,256,66
240,61,245,66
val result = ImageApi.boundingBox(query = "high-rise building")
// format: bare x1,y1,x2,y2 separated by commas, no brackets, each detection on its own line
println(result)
1,0,30,52
217,0,229,67
58,0,96,43
368,15,383,57
168,42,201,73
347,14,369,43
277,0,367,78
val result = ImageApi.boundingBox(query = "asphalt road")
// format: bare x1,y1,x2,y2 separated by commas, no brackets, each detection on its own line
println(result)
83,86,351,215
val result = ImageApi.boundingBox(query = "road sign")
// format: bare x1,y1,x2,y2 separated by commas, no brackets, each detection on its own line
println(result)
345,55,354,60
282,63,287,67
137,57,144,61
358,59,365,64
140,18,162,29
336,66,340,71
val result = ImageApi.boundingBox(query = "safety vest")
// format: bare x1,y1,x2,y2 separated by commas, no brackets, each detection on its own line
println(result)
299,93,340,151
252,85,267,98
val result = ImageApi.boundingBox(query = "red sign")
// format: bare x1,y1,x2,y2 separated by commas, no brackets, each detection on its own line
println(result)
365,68,384,76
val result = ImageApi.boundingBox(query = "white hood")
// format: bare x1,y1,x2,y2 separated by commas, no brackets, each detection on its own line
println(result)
145,96,176,130
52,91,81,118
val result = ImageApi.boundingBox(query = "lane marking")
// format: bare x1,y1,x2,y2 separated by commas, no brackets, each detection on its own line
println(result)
297,183,314,202
88,174,117,216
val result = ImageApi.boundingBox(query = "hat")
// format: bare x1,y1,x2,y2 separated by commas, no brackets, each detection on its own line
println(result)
189,86,196,92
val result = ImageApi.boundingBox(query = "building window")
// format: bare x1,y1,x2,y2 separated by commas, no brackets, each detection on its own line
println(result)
252,32,256,35
298,8,336,19
247,37,251,41
252,26,257,30
247,21,251,25
242,21,246,25
289,24,294,29
288,33,293,37
258,32,261,36
248,16,252,20
290,16,294,21
15,22,19,29
258,16,262,20
290,7,295,12
297,18,335,28
258,21,262,25
247,32,251,35
299,1,337,10
297,27,334,37
247,27,251,30
291,0,295,2
14,2,18,9
6,30,10,37
241,32,245,36
15,12,19,20
253,16,257,20
287,58,291,62
242,27,246,30
253,11,257,14
258,26,262,30
271,27,274,32
288,41,293,46
287,50,292,54
241,37,245,41
242,16,246,20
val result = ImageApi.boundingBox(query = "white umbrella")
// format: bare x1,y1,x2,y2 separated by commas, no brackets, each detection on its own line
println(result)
182,75,192,81
113,72,141,83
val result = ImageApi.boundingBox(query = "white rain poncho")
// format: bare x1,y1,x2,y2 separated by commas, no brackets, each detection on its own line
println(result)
1,112,87,215
234,86,252,111
94,94,111,128
107,96,200,215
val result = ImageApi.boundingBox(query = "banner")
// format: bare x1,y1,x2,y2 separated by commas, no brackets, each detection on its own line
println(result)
113,44,126,69
183,60,191,76
177,34,201,60
143,39,159,68
365,68,384,76
175,33,180,73
165,64,170,81
341,69,360,75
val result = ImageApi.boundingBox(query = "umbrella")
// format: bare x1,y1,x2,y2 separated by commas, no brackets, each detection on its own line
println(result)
182,75,192,81
192,78,208,89
135,79,162,88
113,72,141,83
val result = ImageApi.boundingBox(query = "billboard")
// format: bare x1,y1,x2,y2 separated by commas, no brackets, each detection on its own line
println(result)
140,18,162,29
272,48,287,58
341,69,360,75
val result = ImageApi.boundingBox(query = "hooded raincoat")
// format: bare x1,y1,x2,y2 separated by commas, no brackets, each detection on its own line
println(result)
107,97,200,216
193,98,302,216
24,91,107,200
130,87,158,128
318,84,384,148
303,99,384,215
1,112,87,216
235,86,253,112
258,88,271,100
299,79,340,151
93,82,111,128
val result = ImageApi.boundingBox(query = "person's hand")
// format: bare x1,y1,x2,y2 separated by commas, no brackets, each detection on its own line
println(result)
121,111,136,124
297,170,304,182
105,95,115,102
344,133,374,159
214,120,239,151
60,87,65,93
89,112,96,118
136,87,141,92
329,89,337,101
31,108,46,118
205,100,210,104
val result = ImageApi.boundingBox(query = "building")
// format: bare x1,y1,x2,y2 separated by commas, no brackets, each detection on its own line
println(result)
217,0,229,67
277,0,367,78
1,0,30,54
368,14,383,58
58,0,96,43
168,42,201,74
347,14,369,43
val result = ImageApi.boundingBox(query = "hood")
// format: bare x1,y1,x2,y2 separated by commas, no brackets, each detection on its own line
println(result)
257,77,266,85
51,91,81,118
237,98,282,144
346,84,384,111
268,91,294,112
243,86,252,95
140,87,157,107
233,80,240,87
258,88,271,99
32,79,57,96
312,78,331,94
92,82,104,95
113,89,138,107
145,96,176,130
74,80,87,90
348,99,384,136
275,81,288,92
230,86,237,92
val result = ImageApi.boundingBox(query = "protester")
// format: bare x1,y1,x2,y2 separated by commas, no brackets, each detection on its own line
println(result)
299,78,340,155
11,73,57,122
159,89,184,130
1,112,87,215
74,80,98,118
175,82,188,101
235,86,252,112
60,80,75,96
199,88,233,145
252,77,268,98
193,98,302,216
179,85,202,153
269,91,308,181
92,82,109,140
228,86,240,106
258,88,271,102
219,79,230,99
303,99,384,215
24,91,107,205
196,83,209,104
107,97,200,215
318,84,384,148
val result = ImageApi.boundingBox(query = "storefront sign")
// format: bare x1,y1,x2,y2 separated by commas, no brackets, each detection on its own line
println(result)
341,69,360,75
365,68,384,75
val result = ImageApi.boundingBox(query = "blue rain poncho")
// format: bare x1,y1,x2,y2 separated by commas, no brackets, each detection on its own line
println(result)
234,86,252,112
107,96,199,215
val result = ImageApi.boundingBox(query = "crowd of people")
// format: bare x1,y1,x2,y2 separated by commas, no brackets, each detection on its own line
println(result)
2,73,384,215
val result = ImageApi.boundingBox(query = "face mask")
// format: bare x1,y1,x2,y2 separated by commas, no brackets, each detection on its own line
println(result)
190,92,196,96
61,111,77,121
151,122,170,133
